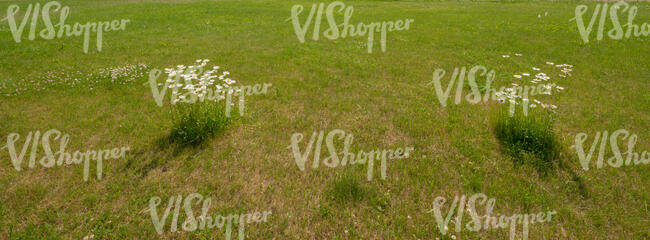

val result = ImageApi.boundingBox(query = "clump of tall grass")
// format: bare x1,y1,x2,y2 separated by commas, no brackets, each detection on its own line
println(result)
169,100,230,145
492,107,560,173
329,171,373,203
326,170,391,212
165,59,236,145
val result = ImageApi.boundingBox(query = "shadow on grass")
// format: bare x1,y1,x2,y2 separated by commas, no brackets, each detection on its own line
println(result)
119,104,237,178
119,129,229,178
492,107,589,198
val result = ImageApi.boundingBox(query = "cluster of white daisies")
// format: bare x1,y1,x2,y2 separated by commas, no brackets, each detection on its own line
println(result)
2,63,149,96
497,53,573,111
163,59,237,104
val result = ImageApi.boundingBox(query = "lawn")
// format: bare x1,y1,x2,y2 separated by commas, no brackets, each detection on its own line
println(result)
0,0,648,239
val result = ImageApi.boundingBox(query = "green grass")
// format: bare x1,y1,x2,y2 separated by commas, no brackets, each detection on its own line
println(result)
328,170,373,203
493,107,561,174
169,101,231,146
0,0,648,239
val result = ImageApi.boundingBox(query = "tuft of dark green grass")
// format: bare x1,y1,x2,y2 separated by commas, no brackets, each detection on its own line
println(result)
169,100,230,146
328,171,372,204
493,107,561,174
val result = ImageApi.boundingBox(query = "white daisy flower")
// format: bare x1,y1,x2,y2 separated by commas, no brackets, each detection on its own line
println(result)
514,75,522,79
502,55,510,58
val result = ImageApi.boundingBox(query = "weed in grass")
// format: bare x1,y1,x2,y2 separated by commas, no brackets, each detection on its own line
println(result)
369,192,392,212
493,107,561,174
318,205,331,218
328,171,373,204
164,60,237,146
0,63,149,96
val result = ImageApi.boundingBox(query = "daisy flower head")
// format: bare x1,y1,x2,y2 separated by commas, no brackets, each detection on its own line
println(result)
514,75,522,79
515,53,523,56
546,62,554,65
502,55,510,58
